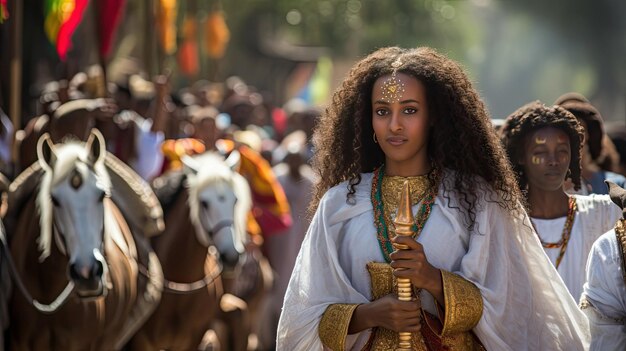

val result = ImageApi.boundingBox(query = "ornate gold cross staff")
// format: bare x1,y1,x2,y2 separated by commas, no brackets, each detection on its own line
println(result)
393,180,417,351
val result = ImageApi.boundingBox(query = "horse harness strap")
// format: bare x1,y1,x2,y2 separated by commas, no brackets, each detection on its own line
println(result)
0,229,75,314
193,218,235,250
138,247,223,294
207,219,234,237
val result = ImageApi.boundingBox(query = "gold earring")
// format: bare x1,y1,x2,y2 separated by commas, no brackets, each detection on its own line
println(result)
373,132,378,143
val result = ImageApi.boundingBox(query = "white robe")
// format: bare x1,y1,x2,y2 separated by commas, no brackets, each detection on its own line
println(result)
581,231,626,350
531,194,621,301
277,172,590,350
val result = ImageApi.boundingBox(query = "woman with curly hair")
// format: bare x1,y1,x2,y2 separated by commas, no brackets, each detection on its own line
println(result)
277,47,589,350
500,101,621,302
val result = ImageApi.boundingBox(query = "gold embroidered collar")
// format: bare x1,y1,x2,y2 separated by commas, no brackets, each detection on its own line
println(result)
381,175,430,222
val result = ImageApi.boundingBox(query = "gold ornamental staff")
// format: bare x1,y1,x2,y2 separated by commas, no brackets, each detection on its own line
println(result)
393,181,417,351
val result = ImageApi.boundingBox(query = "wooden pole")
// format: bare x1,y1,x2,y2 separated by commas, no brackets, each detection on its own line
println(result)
143,0,154,77
155,0,164,75
9,0,23,130
93,0,108,97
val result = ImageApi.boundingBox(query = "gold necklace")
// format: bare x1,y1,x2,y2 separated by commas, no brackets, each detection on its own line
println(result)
531,196,577,268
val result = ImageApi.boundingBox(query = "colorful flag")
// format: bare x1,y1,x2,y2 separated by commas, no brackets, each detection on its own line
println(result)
204,11,230,59
177,16,199,77
97,0,126,58
297,56,333,106
157,0,177,55
0,0,9,23
44,0,89,60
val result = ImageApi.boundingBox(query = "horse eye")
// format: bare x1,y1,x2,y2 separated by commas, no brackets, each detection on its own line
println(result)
51,196,60,207
201,200,209,209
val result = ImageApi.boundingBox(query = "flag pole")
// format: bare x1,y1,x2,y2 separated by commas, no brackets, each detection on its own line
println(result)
9,0,22,131
144,0,155,77
155,0,164,75
93,0,108,97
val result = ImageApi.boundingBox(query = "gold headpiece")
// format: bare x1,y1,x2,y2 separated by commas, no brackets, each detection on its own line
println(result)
381,59,405,103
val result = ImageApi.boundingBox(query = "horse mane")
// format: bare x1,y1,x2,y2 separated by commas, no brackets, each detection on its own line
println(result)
185,152,251,243
151,169,186,214
36,141,112,261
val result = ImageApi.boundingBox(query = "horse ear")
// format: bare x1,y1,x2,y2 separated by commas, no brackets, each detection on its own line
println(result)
225,150,241,171
606,181,626,217
85,128,106,165
37,133,57,171
181,155,199,175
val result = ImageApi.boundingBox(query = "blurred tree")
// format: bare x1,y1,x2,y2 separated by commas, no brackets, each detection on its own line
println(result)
497,0,626,119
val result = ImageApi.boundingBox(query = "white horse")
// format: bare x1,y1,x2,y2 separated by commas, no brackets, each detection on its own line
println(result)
8,129,162,350
128,151,252,350
184,151,251,266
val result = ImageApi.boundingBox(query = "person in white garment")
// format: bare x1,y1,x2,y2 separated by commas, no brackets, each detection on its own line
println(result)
580,181,626,350
260,132,316,349
500,101,621,302
277,46,590,351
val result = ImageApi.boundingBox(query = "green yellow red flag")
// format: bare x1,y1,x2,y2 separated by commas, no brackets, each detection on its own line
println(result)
0,0,9,23
44,0,89,60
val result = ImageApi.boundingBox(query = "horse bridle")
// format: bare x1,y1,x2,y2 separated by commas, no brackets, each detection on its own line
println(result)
194,213,235,249
206,219,234,237
1,215,109,314
0,228,75,314
153,210,234,294
158,200,237,293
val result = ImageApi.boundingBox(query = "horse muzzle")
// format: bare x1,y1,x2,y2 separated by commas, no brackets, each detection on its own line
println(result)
209,224,241,267
68,251,108,299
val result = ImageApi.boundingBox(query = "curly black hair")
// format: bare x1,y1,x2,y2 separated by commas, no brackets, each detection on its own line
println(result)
310,46,522,230
500,101,584,194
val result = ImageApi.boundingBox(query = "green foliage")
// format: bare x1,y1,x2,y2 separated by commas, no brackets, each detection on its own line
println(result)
217,0,625,119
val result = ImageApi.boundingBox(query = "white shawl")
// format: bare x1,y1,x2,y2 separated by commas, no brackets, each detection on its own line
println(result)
277,172,590,350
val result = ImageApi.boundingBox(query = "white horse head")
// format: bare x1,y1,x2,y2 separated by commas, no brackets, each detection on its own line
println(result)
183,151,250,266
36,129,111,297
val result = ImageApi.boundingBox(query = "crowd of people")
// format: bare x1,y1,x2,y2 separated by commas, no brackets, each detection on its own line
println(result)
0,56,319,350
1,46,625,350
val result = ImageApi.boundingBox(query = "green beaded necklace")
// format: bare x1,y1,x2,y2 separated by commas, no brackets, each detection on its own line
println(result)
371,166,440,263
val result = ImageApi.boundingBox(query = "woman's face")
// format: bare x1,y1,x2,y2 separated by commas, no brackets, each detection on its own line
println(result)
372,72,431,175
520,127,571,192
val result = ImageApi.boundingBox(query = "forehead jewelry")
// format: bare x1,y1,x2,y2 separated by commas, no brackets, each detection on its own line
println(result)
535,136,547,144
381,59,405,103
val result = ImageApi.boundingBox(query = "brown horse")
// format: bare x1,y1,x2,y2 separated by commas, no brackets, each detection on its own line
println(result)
128,151,250,350
217,241,274,351
7,130,163,351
